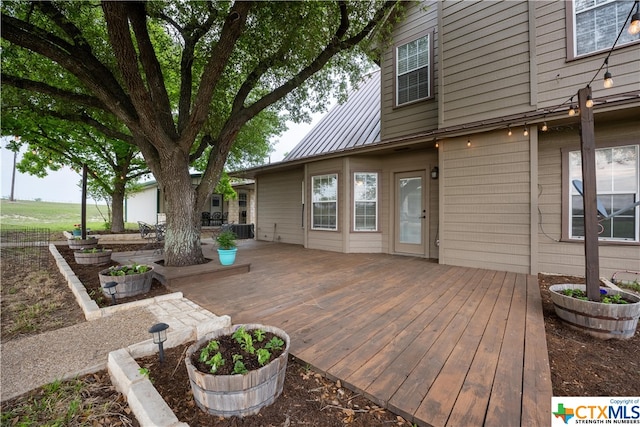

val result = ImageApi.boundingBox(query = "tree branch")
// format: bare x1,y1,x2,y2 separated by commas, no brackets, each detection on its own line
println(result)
1,73,108,111
127,2,177,139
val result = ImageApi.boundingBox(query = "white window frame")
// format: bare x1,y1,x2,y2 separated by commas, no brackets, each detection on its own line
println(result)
395,33,431,106
565,144,639,242
569,0,640,58
353,172,378,232
312,174,338,231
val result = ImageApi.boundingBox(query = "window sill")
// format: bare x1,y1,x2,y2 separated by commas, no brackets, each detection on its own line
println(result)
561,238,640,246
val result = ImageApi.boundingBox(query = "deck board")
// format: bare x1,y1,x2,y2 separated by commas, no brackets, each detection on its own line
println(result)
164,241,552,426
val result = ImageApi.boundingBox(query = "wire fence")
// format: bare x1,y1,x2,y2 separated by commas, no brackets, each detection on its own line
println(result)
0,227,51,270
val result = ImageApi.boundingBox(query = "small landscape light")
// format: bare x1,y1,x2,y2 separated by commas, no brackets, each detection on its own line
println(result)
104,281,118,305
149,322,170,363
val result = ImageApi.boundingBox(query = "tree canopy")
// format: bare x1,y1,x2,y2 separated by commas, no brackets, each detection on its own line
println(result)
1,1,400,266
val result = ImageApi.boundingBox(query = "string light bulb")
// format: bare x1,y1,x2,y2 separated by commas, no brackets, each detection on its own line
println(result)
586,94,594,108
508,126,512,136
467,139,471,147
523,126,529,137
568,104,576,116
435,142,439,148
629,2,640,35
603,59,613,88
542,121,548,132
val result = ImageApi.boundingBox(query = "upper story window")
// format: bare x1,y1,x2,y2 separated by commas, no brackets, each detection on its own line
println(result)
572,0,640,57
312,174,338,230
396,33,431,106
565,144,639,242
354,173,378,231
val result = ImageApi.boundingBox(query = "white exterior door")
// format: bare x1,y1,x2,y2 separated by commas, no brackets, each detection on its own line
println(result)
394,171,427,256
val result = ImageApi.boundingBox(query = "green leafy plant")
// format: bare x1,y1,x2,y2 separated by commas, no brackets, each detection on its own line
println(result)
104,263,151,276
265,337,285,352
254,329,266,342
215,230,237,250
562,288,630,304
199,340,225,373
138,367,153,383
232,326,255,354
256,348,271,366
232,355,248,374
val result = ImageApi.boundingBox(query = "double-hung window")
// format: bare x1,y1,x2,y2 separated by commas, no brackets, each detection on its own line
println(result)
354,173,378,231
567,144,639,242
312,174,337,230
396,33,430,105
571,0,639,57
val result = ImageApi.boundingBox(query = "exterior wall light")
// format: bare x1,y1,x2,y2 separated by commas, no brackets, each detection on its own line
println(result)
431,166,439,179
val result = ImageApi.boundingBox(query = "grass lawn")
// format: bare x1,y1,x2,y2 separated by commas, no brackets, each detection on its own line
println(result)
0,199,137,232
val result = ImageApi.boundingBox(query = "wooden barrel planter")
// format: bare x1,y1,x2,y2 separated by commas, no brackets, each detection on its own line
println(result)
185,324,290,418
74,249,112,265
98,265,154,298
549,284,640,340
67,238,99,250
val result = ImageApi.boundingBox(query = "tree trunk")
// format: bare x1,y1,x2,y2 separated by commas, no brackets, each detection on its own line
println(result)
160,158,206,267
110,182,126,232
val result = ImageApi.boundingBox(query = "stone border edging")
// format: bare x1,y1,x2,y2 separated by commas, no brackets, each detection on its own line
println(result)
49,243,183,320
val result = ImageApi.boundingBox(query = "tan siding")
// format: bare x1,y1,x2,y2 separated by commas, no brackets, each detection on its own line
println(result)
441,131,531,273
255,168,304,245
380,1,439,140
441,1,533,126
537,120,640,278
535,1,640,110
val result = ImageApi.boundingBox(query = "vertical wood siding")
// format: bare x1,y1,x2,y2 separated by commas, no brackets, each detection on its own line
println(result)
441,131,532,273
535,1,640,110
255,168,304,245
440,1,533,126
537,121,640,278
380,1,439,140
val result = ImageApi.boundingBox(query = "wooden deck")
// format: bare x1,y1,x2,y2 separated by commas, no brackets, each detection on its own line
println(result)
161,240,552,427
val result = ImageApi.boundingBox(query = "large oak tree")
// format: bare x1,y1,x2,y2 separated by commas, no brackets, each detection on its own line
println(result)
1,1,399,266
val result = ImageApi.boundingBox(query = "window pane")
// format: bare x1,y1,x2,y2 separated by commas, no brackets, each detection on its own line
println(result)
312,174,337,230
568,144,639,241
397,34,430,105
354,173,377,231
575,0,639,56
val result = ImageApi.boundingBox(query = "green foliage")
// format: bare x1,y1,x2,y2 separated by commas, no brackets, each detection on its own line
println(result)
265,337,285,352
602,294,628,304
216,230,237,250
253,329,266,342
104,263,151,276
232,326,255,354
561,288,630,304
199,340,225,373
256,348,271,366
232,355,248,375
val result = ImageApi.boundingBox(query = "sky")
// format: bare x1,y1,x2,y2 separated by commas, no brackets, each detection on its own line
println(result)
0,115,325,204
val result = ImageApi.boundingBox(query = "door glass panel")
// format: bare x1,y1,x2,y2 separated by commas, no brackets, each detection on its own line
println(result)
398,177,422,244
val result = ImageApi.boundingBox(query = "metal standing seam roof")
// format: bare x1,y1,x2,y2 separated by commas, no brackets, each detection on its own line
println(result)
283,70,381,161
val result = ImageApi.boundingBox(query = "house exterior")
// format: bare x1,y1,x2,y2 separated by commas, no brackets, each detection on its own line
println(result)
125,175,256,227
235,0,640,278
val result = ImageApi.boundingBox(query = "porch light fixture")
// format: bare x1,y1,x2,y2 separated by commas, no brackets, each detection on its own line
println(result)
431,166,439,179
586,94,594,108
104,281,118,305
568,97,577,116
603,59,613,88
149,322,169,363
629,1,640,35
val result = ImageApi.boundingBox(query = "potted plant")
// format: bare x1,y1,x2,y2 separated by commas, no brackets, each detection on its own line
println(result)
215,229,237,266
73,247,112,265
98,263,154,298
549,284,640,339
184,324,290,418
67,235,99,250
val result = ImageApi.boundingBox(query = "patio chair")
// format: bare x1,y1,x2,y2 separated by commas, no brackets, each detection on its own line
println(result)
137,221,164,254
211,211,223,226
201,212,211,226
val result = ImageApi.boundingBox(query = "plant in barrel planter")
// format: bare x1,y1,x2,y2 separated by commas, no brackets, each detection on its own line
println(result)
98,263,154,299
549,284,640,339
185,324,290,417
67,235,99,250
215,229,237,266
73,247,112,266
